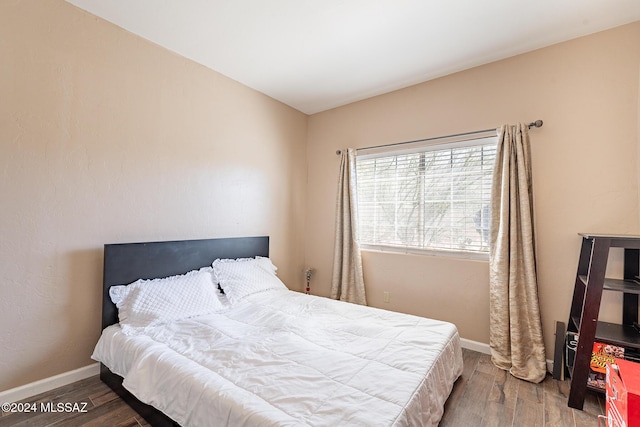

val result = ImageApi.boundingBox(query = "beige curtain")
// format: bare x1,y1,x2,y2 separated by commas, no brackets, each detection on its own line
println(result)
331,148,367,305
489,123,546,383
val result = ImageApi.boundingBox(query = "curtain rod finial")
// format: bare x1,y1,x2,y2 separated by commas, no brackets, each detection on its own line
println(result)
336,149,342,155
529,120,543,128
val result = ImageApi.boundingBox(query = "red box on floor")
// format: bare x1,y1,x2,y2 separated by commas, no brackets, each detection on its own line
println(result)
606,359,640,427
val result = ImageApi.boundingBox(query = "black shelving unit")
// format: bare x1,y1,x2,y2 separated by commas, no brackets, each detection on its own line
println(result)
566,233,640,409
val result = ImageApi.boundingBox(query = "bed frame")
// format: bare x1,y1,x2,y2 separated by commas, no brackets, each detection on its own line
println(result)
100,236,270,427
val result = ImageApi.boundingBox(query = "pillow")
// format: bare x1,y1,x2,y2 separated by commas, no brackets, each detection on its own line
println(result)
212,256,278,274
212,257,287,304
109,269,225,335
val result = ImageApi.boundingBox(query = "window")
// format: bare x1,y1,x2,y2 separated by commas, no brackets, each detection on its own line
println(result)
355,133,497,256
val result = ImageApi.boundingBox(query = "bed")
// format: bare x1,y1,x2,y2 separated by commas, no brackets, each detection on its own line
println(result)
93,236,463,427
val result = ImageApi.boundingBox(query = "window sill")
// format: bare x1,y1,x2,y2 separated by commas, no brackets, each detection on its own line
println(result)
360,243,489,261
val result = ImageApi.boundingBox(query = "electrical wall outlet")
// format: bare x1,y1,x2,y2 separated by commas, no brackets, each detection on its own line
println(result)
383,291,390,303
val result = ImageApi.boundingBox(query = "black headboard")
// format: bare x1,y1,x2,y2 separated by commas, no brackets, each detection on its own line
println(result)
102,236,269,330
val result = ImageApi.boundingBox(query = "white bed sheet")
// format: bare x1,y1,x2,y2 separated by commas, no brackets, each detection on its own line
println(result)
93,290,462,427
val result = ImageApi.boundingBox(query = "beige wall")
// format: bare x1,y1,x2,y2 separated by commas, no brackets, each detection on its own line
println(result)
0,0,307,391
306,22,640,360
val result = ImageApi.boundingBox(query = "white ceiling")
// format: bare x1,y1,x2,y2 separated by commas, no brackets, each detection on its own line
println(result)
65,0,640,115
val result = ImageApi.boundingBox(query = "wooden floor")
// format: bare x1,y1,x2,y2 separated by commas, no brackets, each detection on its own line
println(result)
0,377,150,427
1,349,604,427
440,348,604,427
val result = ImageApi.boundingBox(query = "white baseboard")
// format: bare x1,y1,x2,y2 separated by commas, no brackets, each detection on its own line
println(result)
0,363,100,403
460,337,491,354
547,359,554,375
459,338,554,374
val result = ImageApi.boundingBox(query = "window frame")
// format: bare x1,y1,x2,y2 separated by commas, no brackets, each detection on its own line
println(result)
354,131,497,260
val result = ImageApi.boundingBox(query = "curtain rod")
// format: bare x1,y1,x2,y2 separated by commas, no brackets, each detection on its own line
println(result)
335,120,543,155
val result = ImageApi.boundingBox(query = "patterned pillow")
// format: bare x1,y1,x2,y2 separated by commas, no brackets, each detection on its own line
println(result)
109,269,225,335
212,257,287,304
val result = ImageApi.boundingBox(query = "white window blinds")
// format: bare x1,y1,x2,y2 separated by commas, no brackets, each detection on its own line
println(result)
355,134,497,255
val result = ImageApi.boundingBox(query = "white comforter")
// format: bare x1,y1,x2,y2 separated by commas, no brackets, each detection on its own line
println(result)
93,290,462,427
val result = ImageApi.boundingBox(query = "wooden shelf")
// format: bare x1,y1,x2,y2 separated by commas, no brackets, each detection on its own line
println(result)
566,235,640,410
578,275,640,294
586,384,605,394
594,321,640,349
604,278,640,294
569,316,580,331
578,233,640,249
